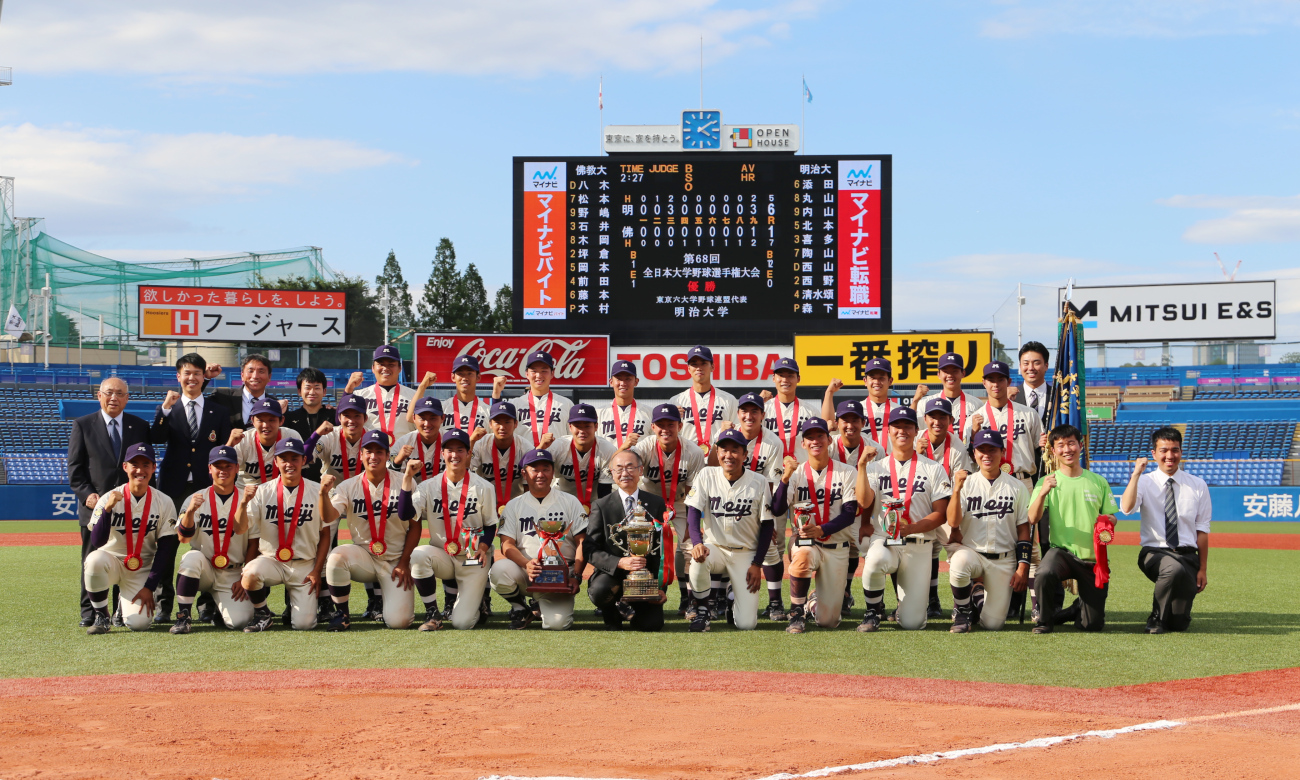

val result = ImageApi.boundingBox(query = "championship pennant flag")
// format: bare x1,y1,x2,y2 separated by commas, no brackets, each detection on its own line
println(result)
1045,299,1088,469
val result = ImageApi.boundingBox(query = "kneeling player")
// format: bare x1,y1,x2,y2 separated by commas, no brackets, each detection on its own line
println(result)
411,429,497,630
240,439,338,632
685,429,774,631
84,444,179,634
945,430,1030,632
172,446,257,633
324,430,421,630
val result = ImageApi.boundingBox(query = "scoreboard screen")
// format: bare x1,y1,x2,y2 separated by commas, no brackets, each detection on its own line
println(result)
512,154,891,345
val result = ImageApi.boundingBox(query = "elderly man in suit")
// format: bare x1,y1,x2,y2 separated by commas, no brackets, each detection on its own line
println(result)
583,448,669,631
68,377,149,626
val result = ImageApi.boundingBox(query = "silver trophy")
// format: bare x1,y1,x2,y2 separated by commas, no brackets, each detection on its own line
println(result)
611,503,663,602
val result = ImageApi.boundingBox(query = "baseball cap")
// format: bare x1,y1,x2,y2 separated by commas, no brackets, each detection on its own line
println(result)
521,448,554,467
686,345,714,363
568,403,598,424
451,355,480,373
441,428,471,448
863,357,892,376
888,406,919,426
938,352,965,372
122,442,156,464
652,403,681,424
772,357,800,375
971,429,1005,450
360,430,391,451
526,350,555,370
413,396,444,417
983,361,1011,379
208,445,238,465
835,399,865,420
715,429,749,449
737,392,765,410
336,393,367,417
924,397,953,418
490,401,517,421
249,398,283,419
373,345,401,362
799,417,829,436
610,360,637,378
273,438,306,458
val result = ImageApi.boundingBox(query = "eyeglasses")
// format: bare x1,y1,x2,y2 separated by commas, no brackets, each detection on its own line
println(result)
610,465,642,474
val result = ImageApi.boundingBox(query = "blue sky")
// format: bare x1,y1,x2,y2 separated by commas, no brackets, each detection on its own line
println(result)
1,0,1298,350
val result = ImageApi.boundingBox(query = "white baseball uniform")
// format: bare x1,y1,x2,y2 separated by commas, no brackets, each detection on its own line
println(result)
547,435,616,509
961,400,1043,479
916,433,975,554
326,472,417,629
353,382,420,440
445,395,490,433
634,437,707,551
783,460,858,628
920,390,984,437
948,471,1030,631
730,426,798,567
312,429,366,482
177,487,255,630
243,477,333,630
391,430,447,484
685,467,774,629
411,471,497,630
597,400,651,445
233,428,302,488
470,432,534,502
672,387,739,450
491,489,588,630
508,391,574,446
83,486,178,631
763,397,818,454
863,398,896,449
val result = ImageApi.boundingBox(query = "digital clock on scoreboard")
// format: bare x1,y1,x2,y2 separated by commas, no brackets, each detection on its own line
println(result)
512,154,891,345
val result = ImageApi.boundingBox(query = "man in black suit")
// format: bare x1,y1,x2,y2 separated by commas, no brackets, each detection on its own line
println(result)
67,377,149,626
150,352,233,622
1018,341,1053,427
583,448,668,631
205,353,279,429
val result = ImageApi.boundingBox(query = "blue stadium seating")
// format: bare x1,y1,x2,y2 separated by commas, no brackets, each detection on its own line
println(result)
1091,459,1284,487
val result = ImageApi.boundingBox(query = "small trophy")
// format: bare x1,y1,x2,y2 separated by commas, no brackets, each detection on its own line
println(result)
612,503,662,602
527,516,575,594
882,497,905,547
791,501,816,547
460,527,484,567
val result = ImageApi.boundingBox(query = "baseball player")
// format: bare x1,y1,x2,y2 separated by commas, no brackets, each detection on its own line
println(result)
821,357,895,452
507,350,574,446
724,392,787,620
324,430,421,631
471,401,535,503
920,396,976,618
491,448,588,630
228,398,302,488
685,429,775,632
240,438,338,632
444,354,494,433
411,428,498,630
345,344,419,440
597,359,651,447
671,345,739,454
763,358,818,457
307,393,370,482
860,406,952,632
170,445,257,633
392,396,449,482
915,352,983,437
547,403,617,510
945,429,1031,632
83,443,179,634
634,403,707,613
771,418,863,634
830,399,882,617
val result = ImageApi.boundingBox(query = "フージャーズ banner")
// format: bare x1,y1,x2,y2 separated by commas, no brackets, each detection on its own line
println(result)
137,285,346,344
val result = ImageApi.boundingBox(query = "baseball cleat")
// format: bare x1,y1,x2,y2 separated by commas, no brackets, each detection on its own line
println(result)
327,610,351,632
950,607,972,633
281,610,292,627
1145,609,1159,633
478,598,492,624
786,605,807,634
86,612,111,635
111,612,125,628
886,608,898,623
1147,625,1168,635
244,607,275,633
1031,623,1053,635
592,605,605,617
195,605,216,624
927,597,943,620
418,615,443,632
856,611,881,633
708,600,727,622
169,612,193,634
509,607,535,630
763,603,788,621
689,613,711,632
529,598,541,619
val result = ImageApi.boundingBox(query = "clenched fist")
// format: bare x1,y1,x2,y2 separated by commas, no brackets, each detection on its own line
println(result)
162,390,180,410
492,375,508,396
827,378,844,393
1132,456,1149,477
404,458,423,478
953,469,969,491
396,444,415,462
100,490,121,511
242,483,259,502
315,420,334,436
539,432,555,449
320,475,337,493
470,427,488,443
781,456,799,482
188,492,206,513
227,428,246,446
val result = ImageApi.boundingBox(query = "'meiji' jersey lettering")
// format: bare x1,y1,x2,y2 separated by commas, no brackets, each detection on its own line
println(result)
794,481,845,504
708,494,756,518
262,502,316,525
965,493,1016,519
350,494,401,516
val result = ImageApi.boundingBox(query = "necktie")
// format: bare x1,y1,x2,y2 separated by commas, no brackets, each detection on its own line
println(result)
625,494,635,517
109,419,121,461
1029,389,1039,413
1163,478,1180,548
186,400,198,440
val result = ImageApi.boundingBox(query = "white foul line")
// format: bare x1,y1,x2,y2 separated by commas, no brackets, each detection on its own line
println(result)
479,702,1300,780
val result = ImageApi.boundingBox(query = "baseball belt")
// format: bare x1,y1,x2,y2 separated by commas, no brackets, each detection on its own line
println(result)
977,550,1013,560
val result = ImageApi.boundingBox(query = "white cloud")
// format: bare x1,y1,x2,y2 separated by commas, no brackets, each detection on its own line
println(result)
0,1,813,79
981,0,1300,39
1160,194,1300,244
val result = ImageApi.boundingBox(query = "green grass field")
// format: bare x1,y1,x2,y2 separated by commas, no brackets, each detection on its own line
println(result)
4,540,1298,688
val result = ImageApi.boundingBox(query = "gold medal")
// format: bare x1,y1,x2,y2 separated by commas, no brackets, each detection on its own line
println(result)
277,547,293,562
1098,528,1113,545
124,555,142,571
497,506,505,518
444,540,461,556
1000,463,1012,474
212,554,229,570
369,541,386,556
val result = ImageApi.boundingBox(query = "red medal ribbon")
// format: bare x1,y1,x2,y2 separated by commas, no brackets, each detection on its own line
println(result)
340,433,358,480
655,442,682,520
867,398,891,444
528,392,554,447
658,518,676,589
377,384,401,438
887,454,920,523
122,486,152,571
835,437,856,465
569,441,597,512
207,487,238,568
455,396,481,432
1093,515,1116,588
253,430,282,484
801,462,835,527
989,402,1015,473
275,478,306,561
611,400,637,447
491,439,515,511
956,393,968,434
441,472,471,554
415,435,435,481
774,398,800,458
689,388,716,448
925,435,952,476
361,471,391,556
747,433,762,472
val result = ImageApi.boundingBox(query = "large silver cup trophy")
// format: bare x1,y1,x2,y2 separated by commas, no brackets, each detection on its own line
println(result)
611,503,662,602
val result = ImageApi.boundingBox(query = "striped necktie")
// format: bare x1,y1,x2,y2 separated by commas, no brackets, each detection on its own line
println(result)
1163,478,1180,548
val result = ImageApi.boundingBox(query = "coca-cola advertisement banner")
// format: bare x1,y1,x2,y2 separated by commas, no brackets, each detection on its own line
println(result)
414,333,611,388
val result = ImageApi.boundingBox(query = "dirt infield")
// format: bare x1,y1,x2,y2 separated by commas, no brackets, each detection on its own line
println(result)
2,668,1297,780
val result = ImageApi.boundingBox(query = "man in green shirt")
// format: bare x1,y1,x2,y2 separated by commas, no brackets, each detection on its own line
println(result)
1028,424,1118,634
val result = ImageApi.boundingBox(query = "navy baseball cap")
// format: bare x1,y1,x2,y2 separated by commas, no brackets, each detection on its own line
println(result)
568,403,598,423
122,442,156,464
983,361,1011,378
336,393,367,417
413,396,443,417
451,355,480,373
274,438,306,457
208,445,238,465
610,360,637,377
972,429,1005,450
863,358,892,376
737,392,765,410
373,344,401,362
441,428,471,448
715,429,749,449
526,350,554,369
360,429,391,451
521,448,554,467
938,352,965,372
888,406,919,426
249,398,283,419
835,399,865,420
652,403,681,424
924,397,953,418
772,357,800,375
490,401,517,420
686,345,713,363
799,417,829,437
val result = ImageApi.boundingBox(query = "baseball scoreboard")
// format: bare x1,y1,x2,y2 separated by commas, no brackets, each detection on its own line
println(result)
512,154,892,345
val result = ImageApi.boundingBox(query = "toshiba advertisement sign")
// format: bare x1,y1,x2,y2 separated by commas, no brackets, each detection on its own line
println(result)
1063,281,1276,343
610,346,793,388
